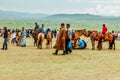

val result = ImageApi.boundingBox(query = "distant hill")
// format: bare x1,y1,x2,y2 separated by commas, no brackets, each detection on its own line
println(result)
45,14,104,20
0,10,119,20
0,10,48,19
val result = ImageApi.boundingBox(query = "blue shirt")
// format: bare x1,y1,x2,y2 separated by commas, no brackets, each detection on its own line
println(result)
39,27,44,33
21,30,26,37
45,28,51,34
78,40,85,48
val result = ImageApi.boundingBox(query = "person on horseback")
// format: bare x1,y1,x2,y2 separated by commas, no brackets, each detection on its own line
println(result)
45,27,51,39
102,24,108,41
45,27,51,35
34,22,39,30
102,24,108,35
39,24,45,34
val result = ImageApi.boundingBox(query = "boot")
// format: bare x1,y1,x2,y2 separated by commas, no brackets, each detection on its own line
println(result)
5,44,8,50
62,51,66,55
68,49,72,54
1,44,5,50
53,50,58,55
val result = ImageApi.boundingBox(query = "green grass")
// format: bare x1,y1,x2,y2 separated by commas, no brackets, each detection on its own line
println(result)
0,19,120,32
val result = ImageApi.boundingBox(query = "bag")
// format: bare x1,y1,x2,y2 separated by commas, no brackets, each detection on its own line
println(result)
68,41,72,49
82,40,87,48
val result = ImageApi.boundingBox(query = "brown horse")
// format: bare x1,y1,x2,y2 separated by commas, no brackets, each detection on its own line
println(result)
104,32,115,50
32,29,40,46
88,31,115,50
87,31,103,50
37,32,44,49
46,31,52,48
72,29,88,49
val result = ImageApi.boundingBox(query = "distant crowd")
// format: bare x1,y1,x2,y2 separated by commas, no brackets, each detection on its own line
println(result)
0,23,120,54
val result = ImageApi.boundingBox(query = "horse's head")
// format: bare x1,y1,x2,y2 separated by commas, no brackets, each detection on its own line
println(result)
82,29,89,37
87,30,92,37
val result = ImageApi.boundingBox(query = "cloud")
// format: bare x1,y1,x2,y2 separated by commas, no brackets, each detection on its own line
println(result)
64,0,120,4
52,5,120,16
0,0,120,16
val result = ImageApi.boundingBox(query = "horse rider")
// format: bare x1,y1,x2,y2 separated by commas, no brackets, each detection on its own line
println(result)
39,24,45,34
102,24,108,41
34,22,39,30
102,24,108,35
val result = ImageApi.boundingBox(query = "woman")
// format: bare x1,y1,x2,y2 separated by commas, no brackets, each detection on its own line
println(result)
21,27,26,47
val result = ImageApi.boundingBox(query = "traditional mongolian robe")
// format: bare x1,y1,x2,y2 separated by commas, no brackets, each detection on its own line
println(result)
54,27,66,50
21,30,26,46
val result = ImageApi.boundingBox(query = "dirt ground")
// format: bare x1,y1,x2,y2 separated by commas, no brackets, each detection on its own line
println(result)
0,37,120,80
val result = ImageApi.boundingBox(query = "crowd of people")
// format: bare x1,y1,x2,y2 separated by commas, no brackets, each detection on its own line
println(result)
0,23,119,53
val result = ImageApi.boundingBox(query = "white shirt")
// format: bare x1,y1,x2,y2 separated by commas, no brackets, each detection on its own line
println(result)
12,32,16,38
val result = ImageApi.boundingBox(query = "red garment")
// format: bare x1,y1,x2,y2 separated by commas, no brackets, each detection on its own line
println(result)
102,26,108,34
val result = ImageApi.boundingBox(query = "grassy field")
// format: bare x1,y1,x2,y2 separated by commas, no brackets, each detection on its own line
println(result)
0,19,120,32
0,37,120,80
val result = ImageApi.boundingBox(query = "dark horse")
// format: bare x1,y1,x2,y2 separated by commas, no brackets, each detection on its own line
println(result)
32,29,40,46
88,30,115,50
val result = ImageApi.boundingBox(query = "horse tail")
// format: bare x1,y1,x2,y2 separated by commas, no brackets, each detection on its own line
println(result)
112,35,115,43
112,34,116,50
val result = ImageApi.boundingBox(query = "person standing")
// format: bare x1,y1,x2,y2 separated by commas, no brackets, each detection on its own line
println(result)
11,30,16,44
65,24,72,54
21,27,26,47
1,27,8,50
53,23,66,55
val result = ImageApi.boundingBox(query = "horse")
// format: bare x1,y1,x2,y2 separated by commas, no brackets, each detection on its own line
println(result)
32,29,40,46
72,29,88,49
87,30,115,50
37,32,44,49
104,32,116,50
87,31,103,50
46,31,52,49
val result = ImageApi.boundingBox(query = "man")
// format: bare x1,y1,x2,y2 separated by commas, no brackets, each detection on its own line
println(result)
45,27,51,39
102,24,108,34
77,38,87,49
53,23,66,55
65,24,72,54
39,24,45,34
34,22,39,30
1,27,8,50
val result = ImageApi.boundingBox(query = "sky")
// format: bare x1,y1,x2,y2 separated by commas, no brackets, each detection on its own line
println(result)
0,0,120,16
